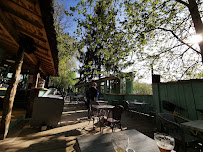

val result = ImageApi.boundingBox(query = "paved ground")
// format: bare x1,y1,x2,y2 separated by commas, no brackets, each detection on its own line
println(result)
0,100,201,152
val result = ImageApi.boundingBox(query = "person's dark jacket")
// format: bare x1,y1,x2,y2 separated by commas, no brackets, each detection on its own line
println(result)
88,87,97,101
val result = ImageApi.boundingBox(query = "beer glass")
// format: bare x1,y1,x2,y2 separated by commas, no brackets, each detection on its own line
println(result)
154,133,175,152
111,133,129,152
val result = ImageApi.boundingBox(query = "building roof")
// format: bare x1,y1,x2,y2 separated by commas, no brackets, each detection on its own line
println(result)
0,0,58,76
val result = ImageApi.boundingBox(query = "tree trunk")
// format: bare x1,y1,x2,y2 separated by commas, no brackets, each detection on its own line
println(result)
188,0,203,61
0,47,24,139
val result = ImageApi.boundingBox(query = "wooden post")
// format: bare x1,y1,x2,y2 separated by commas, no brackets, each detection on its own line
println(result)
0,47,24,139
0,34,35,139
26,62,40,118
33,62,40,88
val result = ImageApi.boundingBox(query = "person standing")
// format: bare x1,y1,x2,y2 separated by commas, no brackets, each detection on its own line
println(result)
86,82,97,118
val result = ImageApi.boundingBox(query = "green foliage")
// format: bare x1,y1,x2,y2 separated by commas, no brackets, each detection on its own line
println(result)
67,0,203,82
122,0,203,81
71,0,133,82
51,0,78,89
133,81,152,95
50,71,78,89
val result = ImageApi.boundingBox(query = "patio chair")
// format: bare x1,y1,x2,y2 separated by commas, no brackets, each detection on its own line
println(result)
112,100,119,106
89,102,103,129
107,105,124,132
157,113,203,151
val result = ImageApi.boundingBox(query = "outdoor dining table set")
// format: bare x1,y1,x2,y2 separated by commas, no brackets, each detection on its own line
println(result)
75,129,160,152
91,104,115,130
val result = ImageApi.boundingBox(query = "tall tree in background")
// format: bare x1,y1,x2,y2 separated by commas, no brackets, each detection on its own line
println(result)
51,0,78,90
123,0,203,81
72,0,133,82
133,81,152,95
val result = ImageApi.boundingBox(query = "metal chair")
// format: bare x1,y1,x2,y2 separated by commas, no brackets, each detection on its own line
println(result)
89,102,103,129
107,105,124,132
157,113,203,151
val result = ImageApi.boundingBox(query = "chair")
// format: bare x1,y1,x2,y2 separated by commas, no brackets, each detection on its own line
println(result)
107,105,124,132
112,100,119,106
157,113,203,151
89,102,103,129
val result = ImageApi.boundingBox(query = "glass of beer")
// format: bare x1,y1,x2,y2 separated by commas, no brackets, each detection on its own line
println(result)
154,133,175,152
111,133,129,152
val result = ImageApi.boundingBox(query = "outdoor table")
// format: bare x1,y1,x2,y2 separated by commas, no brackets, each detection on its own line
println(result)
131,101,149,105
92,105,114,118
96,100,108,105
130,101,149,112
92,105,114,110
91,105,115,131
181,120,203,132
75,129,160,152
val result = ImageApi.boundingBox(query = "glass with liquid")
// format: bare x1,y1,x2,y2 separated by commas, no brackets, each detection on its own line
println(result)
154,133,175,152
111,133,129,152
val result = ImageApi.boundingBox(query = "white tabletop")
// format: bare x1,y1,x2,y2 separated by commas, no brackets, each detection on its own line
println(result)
181,120,203,132
92,105,114,109
96,100,108,103
76,129,160,152
130,101,149,105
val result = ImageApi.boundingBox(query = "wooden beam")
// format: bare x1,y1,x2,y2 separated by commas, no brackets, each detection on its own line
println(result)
0,3,53,76
37,47,49,54
0,36,18,49
35,43,48,52
0,33,13,42
0,12,47,75
28,54,46,75
0,10,19,45
0,1,43,29
34,51,52,62
18,26,47,43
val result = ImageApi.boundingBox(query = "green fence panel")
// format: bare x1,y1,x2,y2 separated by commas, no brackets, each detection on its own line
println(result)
152,84,161,113
183,82,197,120
191,80,203,119
159,84,168,113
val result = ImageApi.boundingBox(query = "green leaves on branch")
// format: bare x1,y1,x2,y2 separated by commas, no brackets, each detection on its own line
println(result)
70,0,133,82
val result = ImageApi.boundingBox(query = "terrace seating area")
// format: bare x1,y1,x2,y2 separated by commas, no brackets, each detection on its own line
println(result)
0,97,203,152
0,98,157,152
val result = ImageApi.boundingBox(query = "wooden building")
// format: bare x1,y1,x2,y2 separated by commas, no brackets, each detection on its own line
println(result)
0,0,59,139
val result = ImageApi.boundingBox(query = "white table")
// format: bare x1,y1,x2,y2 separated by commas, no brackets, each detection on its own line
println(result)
96,100,108,105
129,101,149,112
76,129,160,152
131,101,149,105
92,105,114,110
181,120,203,132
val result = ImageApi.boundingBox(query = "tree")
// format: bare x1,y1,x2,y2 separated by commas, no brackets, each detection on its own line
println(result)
71,0,133,82
51,0,78,90
68,0,203,82
122,0,203,81
133,81,152,95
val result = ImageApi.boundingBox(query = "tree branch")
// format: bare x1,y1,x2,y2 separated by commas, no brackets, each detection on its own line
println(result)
157,27,201,54
175,0,189,7
180,60,199,79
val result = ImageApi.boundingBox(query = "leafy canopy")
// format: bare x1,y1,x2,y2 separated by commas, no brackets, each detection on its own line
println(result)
122,0,203,81
51,0,78,89
69,0,134,82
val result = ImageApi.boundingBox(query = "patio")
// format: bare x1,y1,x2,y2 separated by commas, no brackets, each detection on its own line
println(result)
0,98,202,152
0,99,157,152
